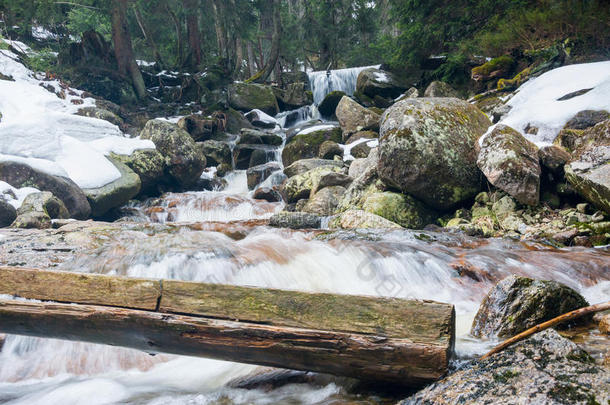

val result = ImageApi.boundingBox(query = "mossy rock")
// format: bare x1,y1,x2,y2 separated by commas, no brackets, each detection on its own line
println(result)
362,191,435,229
283,165,343,203
471,55,515,82
228,82,279,116
318,91,346,117
282,126,342,167
112,150,167,195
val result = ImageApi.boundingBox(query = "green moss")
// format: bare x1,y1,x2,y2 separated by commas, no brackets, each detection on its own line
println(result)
472,55,514,79
492,370,521,383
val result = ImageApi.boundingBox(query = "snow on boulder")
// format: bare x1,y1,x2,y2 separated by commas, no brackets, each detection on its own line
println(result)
491,60,610,146
245,109,278,129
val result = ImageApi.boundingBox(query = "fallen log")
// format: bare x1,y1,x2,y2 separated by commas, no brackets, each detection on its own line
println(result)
0,266,455,386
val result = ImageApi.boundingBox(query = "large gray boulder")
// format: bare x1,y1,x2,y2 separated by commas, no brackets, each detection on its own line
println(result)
283,165,343,203
471,275,589,339
228,82,279,116
403,329,609,405
281,126,342,167
424,81,459,98
564,120,610,214
377,98,490,210
329,209,402,229
274,82,312,110
0,199,17,227
0,161,91,219
140,119,206,188
317,91,345,117
335,96,381,139
18,191,69,220
112,149,166,195
356,68,409,99
477,125,541,206
362,191,435,229
83,157,141,217
302,185,346,216
284,158,343,178
246,162,281,190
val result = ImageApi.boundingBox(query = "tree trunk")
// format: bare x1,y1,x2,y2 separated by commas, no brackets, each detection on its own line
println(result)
255,0,281,83
133,5,165,69
211,0,227,63
247,41,257,77
183,0,202,69
166,4,184,67
110,0,147,100
0,266,455,386
233,36,244,78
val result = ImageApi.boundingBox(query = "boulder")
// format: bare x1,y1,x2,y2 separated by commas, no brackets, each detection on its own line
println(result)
140,119,206,187
18,191,69,219
317,91,345,117
283,158,343,178
470,55,515,82
378,98,490,210
335,96,381,139
344,130,377,145
76,106,123,127
11,211,51,229
269,212,322,229
112,149,166,195
477,125,541,206
244,109,278,129
177,114,218,141
471,275,589,339
403,330,609,405
356,68,409,99
282,126,342,167
199,140,232,168
362,191,435,229
246,162,281,190
310,172,353,196
233,145,272,170
538,145,571,174
0,199,17,227
228,82,279,116
350,141,372,159
274,82,312,110
0,161,91,219
283,166,343,203
318,141,343,160
239,128,282,146
330,210,402,229
253,187,282,203
83,157,141,217
564,110,609,130
302,186,346,216
424,81,459,97
564,120,610,214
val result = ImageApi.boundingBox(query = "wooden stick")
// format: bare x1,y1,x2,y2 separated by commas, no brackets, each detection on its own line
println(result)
480,301,610,361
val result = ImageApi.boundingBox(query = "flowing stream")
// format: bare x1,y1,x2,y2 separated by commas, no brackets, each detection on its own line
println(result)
0,67,608,405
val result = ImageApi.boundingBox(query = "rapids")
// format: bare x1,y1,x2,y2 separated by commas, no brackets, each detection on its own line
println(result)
0,66,608,404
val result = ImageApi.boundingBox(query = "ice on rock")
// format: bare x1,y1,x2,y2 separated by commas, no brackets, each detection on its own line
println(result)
0,50,155,189
487,61,610,146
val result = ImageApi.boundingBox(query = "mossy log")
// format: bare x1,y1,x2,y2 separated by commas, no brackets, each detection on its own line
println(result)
0,266,455,386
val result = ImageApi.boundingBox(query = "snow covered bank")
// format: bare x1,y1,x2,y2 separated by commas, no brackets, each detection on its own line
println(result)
489,61,610,146
0,48,154,189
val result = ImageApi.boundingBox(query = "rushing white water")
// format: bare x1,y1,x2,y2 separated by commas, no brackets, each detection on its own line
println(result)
308,65,379,105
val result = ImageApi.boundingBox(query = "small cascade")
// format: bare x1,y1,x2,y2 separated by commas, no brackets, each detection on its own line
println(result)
308,65,380,105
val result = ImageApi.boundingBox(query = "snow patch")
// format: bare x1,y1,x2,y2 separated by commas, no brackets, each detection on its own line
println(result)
488,61,610,146
296,124,337,136
247,109,278,126
0,181,39,209
373,71,389,83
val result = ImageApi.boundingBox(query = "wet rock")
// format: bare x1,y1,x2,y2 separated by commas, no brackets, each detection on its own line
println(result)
538,145,571,174
274,82,312,110
378,98,490,210
199,140,232,167
0,199,17,227
317,90,345,117
269,212,321,229
403,329,609,405
253,187,282,203
0,161,91,219
140,119,206,187
244,109,277,129
564,110,609,130
423,81,459,98
345,130,377,145
318,141,343,160
471,275,589,338
282,126,342,167
283,166,343,203
11,210,51,229
302,185,346,216
356,68,409,99
310,172,353,196
283,158,343,178
112,149,166,195
83,157,141,217
335,96,381,139
478,125,541,206
177,114,218,141
330,209,402,229
239,129,282,146
18,191,69,219
564,120,610,214
246,162,281,190
338,149,382,212
228,82,279,116
362,191,435,229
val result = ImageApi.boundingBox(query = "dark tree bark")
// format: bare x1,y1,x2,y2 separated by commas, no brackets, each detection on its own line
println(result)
166,3,184,67
110,0,147,100
133,5,165,69
255,0,281,83
183,0,202,68
211,0,227,63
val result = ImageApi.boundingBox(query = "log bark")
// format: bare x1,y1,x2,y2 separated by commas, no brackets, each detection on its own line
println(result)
0,266,455,386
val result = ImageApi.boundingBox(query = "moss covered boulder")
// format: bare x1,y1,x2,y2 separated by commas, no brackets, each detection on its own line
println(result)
76,106,123,127
283,165,343,203
283,158,343,178
274,82,313,110
424,81,459,98
477,125,541,206
362,191,435,229
329,209,402,229
112,149,166,195
302,185,346,216
356,68,409,99
564,120,610,214
335,96,381,139
199,140,232,167
282,126,342,167
471,55,515,82
140,119,206,188
471,275,589,339
317,91,345,117
228,82,279,116
17,191,69,220
377,98,490,210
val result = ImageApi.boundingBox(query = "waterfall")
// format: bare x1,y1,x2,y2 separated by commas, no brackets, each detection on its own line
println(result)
308,65,380,105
